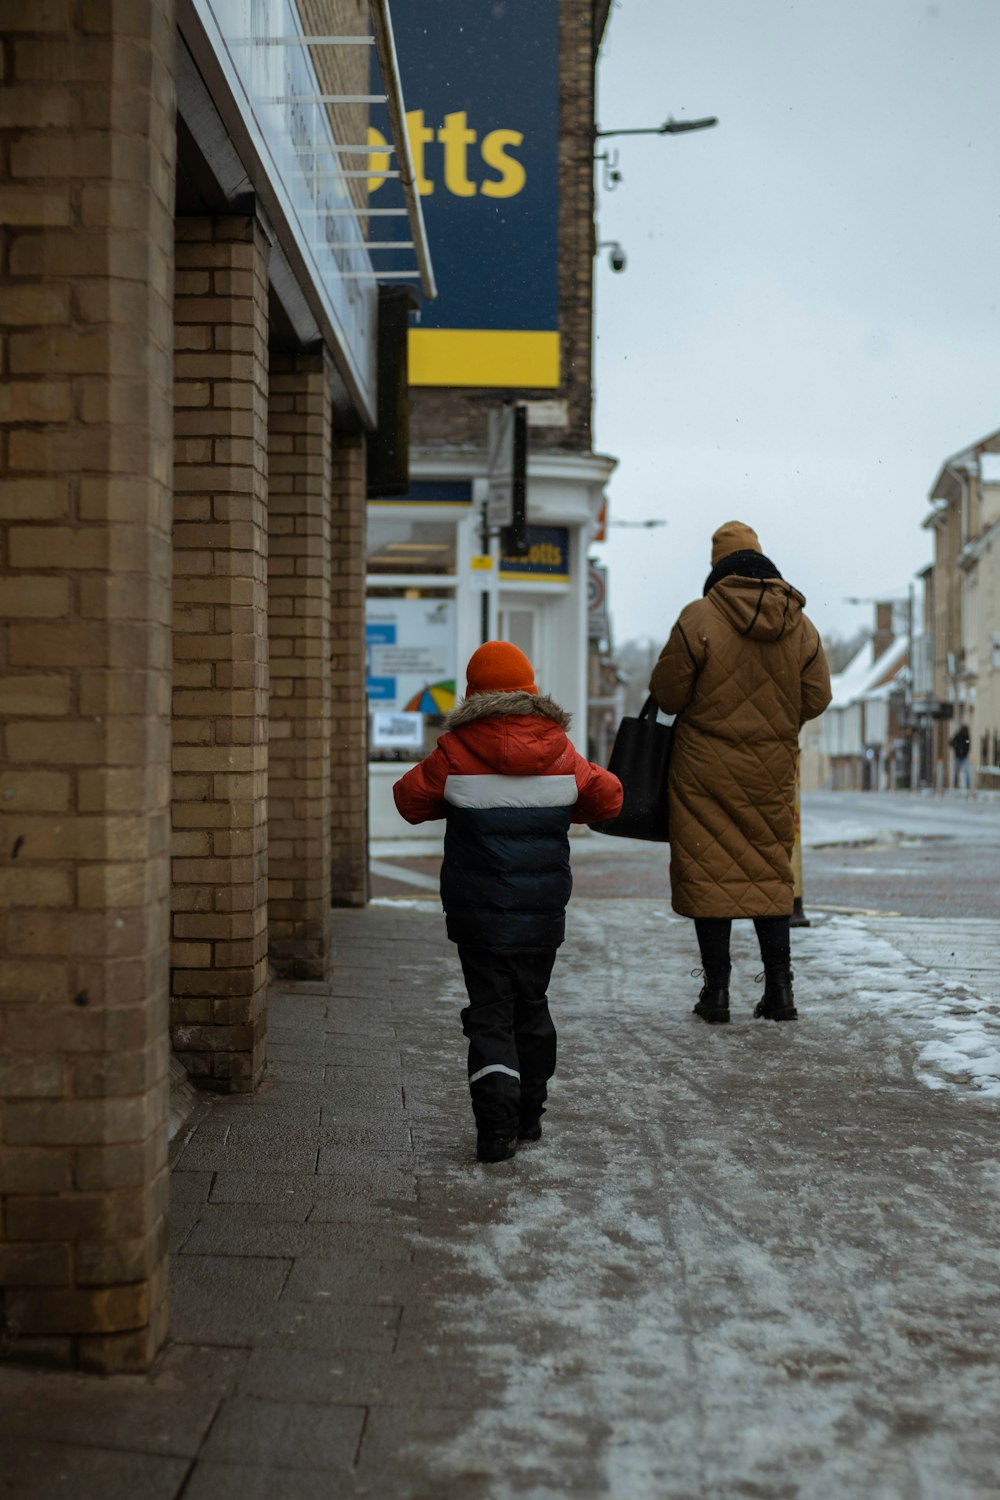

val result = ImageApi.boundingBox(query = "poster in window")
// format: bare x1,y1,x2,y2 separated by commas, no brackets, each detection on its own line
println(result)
366,598,457,712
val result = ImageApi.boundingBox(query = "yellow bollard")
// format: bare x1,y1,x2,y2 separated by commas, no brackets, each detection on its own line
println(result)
790,757,811,928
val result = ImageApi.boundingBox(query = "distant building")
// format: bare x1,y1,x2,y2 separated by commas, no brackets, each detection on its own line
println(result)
922,432,1000,789
816,620,909,791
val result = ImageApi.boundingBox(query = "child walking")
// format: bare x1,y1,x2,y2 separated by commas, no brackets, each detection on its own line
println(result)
393,641,622,1163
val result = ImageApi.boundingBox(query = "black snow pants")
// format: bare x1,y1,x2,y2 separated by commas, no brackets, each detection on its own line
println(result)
456,945,558,1136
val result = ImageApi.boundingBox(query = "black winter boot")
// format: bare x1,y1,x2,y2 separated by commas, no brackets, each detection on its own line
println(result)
693,969,731,1024
476,1131,518,1163
517,1099,545,1142
754,964,797,1021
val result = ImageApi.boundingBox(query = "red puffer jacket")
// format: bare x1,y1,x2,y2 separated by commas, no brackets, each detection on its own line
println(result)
393,690,622,950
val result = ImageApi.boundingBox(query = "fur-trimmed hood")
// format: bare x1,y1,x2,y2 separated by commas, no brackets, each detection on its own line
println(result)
444,689,571,732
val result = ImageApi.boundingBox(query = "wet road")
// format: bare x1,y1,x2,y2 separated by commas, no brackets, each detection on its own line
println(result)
802,836,999,919
792,791,998,921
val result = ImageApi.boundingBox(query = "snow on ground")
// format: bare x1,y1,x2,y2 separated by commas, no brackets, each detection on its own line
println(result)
422,1154,696,1499
801,916,1000,1099
370,895,440,912
801,815,906,848
917,1019,1000,1098
368,796,1000,1493
401,898,1000,1498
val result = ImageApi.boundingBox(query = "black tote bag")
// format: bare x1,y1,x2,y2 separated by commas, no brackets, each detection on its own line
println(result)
589,695,674,842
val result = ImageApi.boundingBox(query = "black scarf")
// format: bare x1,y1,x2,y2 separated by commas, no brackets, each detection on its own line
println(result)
703,549,783,597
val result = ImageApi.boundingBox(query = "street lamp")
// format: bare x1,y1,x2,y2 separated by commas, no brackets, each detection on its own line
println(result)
607,519,668,528
594,112,718,192
595,116,719,139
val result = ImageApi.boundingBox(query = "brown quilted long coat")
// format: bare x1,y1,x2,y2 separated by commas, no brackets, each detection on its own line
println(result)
650,574,831,918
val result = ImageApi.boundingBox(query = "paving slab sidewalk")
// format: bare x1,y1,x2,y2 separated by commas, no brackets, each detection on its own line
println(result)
2,900,999,1500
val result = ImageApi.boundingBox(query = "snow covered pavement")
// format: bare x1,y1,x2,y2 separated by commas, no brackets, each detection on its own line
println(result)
389,897,1000,1497
818,914,1000,1100
8,896,997,1500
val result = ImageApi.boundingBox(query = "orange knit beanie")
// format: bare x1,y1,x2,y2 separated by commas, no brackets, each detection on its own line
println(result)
465,640,538,696
711,520,761,566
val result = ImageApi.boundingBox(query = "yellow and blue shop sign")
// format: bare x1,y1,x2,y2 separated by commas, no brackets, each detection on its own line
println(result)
500,526,569,583
370,0,559,390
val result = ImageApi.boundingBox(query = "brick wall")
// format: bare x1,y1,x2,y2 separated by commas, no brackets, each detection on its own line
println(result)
171,215,269,1092
0,0,176,1371
267,353,333,976
409,0,598,457
330,430,368,906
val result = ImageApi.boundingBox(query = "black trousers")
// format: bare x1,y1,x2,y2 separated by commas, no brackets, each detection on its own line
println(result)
457,945,558,1135
694,915,791,974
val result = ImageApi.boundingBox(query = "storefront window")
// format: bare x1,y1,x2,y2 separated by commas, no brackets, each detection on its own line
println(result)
367,518,457,576
367,586,457,762
366,507,465,764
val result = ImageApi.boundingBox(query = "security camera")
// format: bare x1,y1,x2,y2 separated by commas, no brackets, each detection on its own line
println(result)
596,239,627,272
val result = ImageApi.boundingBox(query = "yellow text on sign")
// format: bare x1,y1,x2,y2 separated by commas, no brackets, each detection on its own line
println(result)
368,113,526,198
507,542,563,568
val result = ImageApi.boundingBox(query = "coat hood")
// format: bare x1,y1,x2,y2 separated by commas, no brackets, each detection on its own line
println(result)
708,575,806,643
444,689,570,732
442,691,571,777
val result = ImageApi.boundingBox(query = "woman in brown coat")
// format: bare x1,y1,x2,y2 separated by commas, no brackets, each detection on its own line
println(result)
650,521,832,1023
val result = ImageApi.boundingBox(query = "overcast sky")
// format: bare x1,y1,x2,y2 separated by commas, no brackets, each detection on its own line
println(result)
591,0,1000,650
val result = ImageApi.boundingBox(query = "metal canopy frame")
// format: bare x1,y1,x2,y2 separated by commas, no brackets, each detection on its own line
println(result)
176,0,436,429
249,8,436,303
369,0,437,301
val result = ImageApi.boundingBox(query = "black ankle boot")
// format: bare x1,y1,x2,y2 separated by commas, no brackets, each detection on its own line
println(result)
693,969,731,1024
476,1131,517,1163
517,1098,545,1142
754,964,797,1021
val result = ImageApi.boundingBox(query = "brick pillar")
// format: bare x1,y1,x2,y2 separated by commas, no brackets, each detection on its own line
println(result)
0,0,174,1371
266,353,333,977
329,431,368,906
171,216,269,1092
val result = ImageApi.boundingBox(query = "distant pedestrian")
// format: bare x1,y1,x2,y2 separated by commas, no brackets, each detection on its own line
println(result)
650,521,832,1023
950,723,971,791
393,642,622,1163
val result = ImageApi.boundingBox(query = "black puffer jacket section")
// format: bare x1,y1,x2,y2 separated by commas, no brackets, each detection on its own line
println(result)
441,804,573,950
392,690,624,952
